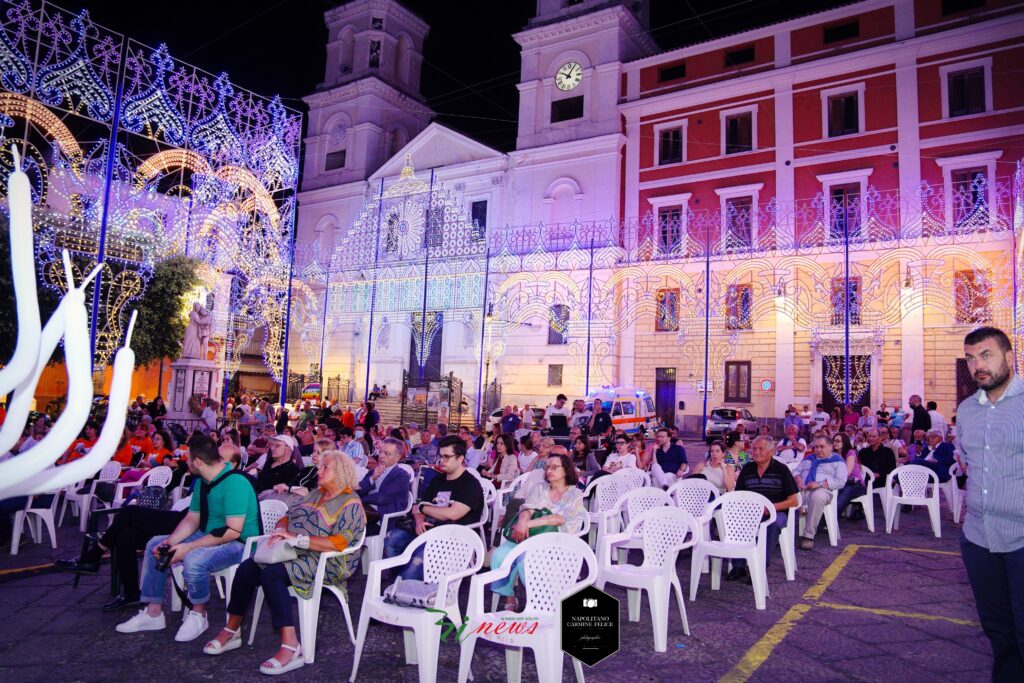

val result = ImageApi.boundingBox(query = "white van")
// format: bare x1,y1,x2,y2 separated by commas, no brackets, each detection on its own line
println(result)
582,386,660,435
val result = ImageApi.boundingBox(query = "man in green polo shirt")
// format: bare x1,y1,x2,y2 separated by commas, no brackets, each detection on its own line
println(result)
115,434,258,643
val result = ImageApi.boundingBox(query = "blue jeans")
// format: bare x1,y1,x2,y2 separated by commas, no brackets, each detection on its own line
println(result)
961,534,1024,682
140,531,243,606
835,482,867,514
489,540,523,597
383,528,425,580
733,513,788,569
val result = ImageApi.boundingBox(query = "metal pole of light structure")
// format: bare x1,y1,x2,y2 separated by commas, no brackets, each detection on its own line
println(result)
475,247,491,425
700,221,711,438
844,199,851,406
279,195,300,406
418,169,435,383
90,60,126,371
584,237,595,395
363,178,385,401
318,251,331,389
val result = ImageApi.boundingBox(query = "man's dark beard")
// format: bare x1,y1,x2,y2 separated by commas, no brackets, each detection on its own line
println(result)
974,361,1011,391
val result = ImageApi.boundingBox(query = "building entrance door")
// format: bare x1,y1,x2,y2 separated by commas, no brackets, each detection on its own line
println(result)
655,368,677,429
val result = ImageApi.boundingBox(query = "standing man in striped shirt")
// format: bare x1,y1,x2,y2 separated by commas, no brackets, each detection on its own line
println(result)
956,326,1024,682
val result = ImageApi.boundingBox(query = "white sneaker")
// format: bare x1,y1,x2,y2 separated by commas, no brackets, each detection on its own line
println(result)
116,609,166,634
174,609,210,642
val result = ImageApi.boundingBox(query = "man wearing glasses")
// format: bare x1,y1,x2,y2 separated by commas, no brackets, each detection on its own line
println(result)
382,435,484,580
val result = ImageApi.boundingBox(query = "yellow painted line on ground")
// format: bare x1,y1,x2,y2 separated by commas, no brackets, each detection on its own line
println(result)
815,601,981,627
719,603,813,683
802,543,860,602
855,544,960,557
0,562,52,575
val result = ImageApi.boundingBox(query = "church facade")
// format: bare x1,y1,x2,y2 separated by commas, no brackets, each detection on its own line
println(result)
290,0,1023,430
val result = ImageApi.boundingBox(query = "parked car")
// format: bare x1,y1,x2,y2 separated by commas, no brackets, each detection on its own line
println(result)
704,407,757,443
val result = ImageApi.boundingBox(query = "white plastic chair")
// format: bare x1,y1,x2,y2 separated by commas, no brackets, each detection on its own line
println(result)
457,533,595,683
60,461,121,532
171,499,289,611
847,465,877,532
777,492,801,581
668,478,720,575
597,486,672,565
351,526,484,683
248,530,366,662
465,477,496,546
10,490,62,554
362,490,414,575
885,465,941,538
170,472,192,506
612,467,651,490
112,465,173,508
490,471,540,548
582,475,623,547
690,491,776,610
598,507,699,652
941,463,963,524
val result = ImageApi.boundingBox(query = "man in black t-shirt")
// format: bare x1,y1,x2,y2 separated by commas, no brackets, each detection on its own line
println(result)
729,435,800,582
589,401,613,443
857,428,897,486
383,434,484,580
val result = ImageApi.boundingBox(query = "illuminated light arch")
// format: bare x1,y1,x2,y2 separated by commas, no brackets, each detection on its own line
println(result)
133,148,212,188
0,92,83,171
215,165,280,228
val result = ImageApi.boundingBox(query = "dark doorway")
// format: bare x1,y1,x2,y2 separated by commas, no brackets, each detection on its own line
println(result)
410,312,444,382
821,355,871,413
956,358,978,406
655,367,677,429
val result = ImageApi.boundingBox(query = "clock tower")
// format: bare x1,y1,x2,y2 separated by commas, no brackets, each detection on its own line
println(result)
513,0,656,150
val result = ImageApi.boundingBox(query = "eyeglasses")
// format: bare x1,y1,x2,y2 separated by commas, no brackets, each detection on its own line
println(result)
544,464,564,471
614,441,628,446
438,454,461,462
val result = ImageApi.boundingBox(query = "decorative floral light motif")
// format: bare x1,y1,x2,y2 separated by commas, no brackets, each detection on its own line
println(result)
0,0,301,381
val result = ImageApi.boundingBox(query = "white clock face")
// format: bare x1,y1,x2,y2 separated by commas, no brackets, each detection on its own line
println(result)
555,62,583,91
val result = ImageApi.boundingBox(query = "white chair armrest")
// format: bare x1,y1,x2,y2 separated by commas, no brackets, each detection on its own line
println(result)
467,565,515,617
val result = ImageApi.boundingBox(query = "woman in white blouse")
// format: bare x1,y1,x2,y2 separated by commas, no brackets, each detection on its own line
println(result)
488,452,587,611
690,440,736,494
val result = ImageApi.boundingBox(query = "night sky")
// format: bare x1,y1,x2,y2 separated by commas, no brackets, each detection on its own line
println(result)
57,0,850,151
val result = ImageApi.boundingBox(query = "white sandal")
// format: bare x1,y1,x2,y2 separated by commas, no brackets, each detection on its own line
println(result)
203,627,241,655
259,643,305,675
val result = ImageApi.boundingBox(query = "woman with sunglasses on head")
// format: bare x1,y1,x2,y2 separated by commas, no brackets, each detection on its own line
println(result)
832,432,867,521
690,440,736,495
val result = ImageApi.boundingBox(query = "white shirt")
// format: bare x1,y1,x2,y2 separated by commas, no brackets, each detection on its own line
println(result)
517,450,539,471
544,404,570,427
776,437,807,464
811,411,830,428
200,406,217,431
571,410,592,429
604,452,637,470
929,410,947,436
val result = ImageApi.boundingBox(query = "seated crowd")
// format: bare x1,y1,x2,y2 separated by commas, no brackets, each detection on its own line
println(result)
5,381,965,675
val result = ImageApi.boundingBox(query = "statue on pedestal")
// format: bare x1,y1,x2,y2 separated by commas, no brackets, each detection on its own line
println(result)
181,301,212,360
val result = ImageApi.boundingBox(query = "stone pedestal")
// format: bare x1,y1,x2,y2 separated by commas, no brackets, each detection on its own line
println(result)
166,357,223,421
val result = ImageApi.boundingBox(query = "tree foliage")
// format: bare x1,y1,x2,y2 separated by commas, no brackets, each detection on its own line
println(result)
130,255,201,368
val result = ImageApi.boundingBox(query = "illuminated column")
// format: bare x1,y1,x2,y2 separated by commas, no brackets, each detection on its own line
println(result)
773,275,795,418
900,259,925,402
895,53,922,239
773,81,795,248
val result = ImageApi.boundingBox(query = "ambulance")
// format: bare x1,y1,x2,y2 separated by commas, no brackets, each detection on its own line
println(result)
583,386,660,434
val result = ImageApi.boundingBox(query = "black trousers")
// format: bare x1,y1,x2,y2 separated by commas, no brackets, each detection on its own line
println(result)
961,534,1024,682
228,559,295,629
101,507,186,599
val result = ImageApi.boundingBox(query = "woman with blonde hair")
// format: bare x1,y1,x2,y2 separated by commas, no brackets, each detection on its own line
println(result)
204,450,366,674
